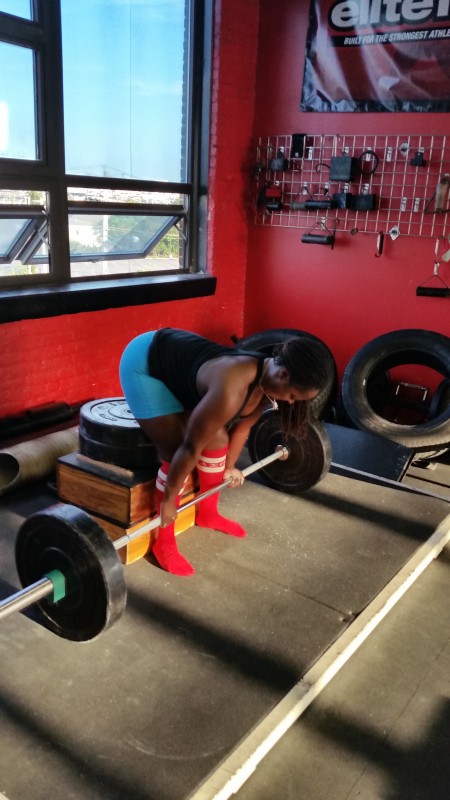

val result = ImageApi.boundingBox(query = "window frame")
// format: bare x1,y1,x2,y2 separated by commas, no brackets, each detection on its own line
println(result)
0,0,215,321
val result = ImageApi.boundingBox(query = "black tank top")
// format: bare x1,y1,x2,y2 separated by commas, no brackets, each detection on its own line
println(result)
148,328,266,423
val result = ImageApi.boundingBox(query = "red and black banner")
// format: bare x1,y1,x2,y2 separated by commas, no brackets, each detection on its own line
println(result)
301,0,450,111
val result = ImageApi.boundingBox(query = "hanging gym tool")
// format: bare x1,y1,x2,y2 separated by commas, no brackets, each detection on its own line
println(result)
424,174,450,215
301,217,335,248
416,239,450,297
435,175,450,213
375,231,384,258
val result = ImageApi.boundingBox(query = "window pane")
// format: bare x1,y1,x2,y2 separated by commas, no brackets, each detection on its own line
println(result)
0,42,36,160
69,213,176,257
0,189,49,276
67,187,182,205
69,213,183,277
0,1,32,19
61,0,188,182
0,218,26,255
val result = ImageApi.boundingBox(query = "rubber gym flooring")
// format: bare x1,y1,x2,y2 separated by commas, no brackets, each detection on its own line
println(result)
0,464,449,800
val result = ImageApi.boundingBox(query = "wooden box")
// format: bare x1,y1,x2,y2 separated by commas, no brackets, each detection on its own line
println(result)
57,452,158,524
56,452,197,564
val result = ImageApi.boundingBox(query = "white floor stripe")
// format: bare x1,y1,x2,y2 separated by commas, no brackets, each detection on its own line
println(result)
188,513,450,800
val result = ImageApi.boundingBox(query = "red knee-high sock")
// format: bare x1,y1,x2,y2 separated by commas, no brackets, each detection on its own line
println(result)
195,448,246,538
151,462,195,576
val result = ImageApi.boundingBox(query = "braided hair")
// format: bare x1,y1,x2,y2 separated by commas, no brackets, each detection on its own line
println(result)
272,337,332,440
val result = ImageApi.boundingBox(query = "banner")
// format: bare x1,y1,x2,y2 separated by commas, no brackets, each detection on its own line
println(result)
301,0,450,112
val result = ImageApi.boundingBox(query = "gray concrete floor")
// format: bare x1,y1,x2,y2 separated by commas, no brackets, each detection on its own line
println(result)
0,453,449,800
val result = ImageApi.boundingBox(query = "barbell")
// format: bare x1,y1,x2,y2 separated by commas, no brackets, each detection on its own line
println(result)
0,446,291,642
0,418,332,644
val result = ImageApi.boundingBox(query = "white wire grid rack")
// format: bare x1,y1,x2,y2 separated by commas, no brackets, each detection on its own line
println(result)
253,133,450,240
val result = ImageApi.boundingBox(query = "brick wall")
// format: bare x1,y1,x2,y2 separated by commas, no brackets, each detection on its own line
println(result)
0,0,260,419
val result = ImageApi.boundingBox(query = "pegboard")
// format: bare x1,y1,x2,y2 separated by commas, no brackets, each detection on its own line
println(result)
253,133,450,241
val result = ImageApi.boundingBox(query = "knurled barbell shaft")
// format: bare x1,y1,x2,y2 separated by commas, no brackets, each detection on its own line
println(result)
0,445,289,621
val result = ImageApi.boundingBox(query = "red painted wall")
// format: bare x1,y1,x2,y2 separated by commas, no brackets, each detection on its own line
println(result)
0,0,259,418
245,0,450,382
2,0,448,421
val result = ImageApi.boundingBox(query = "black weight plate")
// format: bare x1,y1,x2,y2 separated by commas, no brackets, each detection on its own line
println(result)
79,431,160,469
79,398,155,448
248,411,332,494
15,504,127,642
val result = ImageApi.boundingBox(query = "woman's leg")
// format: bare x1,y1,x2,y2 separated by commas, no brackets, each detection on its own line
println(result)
120,333,195,574
195,446,247,538
136,413,187,462
135,413,198,575
151,460,194,576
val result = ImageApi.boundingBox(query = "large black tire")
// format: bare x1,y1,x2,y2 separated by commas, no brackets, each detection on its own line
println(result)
234,328,338,419
341,329,450,450
428,378,450,419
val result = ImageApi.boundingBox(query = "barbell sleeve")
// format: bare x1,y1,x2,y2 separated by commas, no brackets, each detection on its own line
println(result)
0,569,66,621
113,445,290,550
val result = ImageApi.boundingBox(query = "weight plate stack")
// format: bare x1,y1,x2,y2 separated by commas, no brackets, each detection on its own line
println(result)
79,398,160,468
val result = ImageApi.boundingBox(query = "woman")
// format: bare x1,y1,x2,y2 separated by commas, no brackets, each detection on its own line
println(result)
120,327,330,576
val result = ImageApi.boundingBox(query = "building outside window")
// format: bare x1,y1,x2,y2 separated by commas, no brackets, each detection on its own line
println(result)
0,0,210,289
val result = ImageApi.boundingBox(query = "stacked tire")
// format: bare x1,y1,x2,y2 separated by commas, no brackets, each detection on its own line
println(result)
340,329,450,452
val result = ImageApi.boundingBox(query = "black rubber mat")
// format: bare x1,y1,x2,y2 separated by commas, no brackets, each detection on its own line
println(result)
325,422,413,481
0,474,447,800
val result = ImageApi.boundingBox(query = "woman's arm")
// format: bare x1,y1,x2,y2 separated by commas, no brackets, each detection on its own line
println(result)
159,376,249,524
224,404,268,477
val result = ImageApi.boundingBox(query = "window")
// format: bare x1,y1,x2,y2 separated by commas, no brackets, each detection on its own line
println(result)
0,0,213,314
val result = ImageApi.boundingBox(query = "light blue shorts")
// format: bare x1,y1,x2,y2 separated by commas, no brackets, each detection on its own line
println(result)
119,331,184,420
